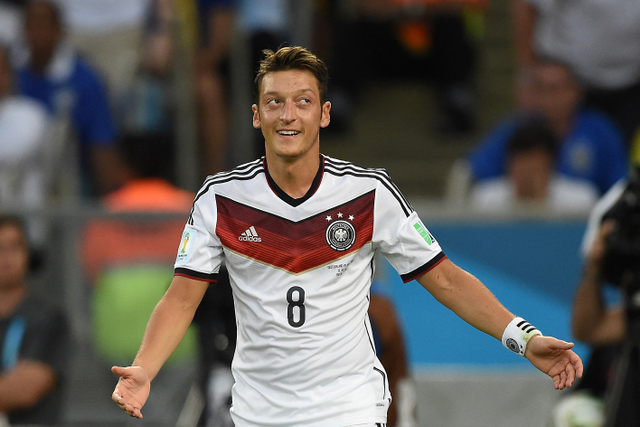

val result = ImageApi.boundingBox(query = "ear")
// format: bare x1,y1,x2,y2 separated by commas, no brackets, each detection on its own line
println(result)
252,104,261,129
320,101,331,129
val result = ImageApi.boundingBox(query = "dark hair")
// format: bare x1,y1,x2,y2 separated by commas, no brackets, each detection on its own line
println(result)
253,46,330,104
507,115,558,158
118,132,174,181
26,0,63,28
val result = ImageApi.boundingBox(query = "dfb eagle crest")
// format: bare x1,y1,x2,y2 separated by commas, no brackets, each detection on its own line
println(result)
325,219,356,251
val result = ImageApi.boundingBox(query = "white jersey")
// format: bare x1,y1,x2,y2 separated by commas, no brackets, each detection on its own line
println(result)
175,155,445,427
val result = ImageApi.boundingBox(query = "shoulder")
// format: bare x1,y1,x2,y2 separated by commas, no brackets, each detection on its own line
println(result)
70,55,109,90
575,108,625,139
323,155,392,182
323,155,414,215
549,177,597,214
470,178,512,209
194,158,265,199
552,175,599,204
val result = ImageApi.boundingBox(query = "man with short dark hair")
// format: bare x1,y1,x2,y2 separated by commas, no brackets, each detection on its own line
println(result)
113,46,583,427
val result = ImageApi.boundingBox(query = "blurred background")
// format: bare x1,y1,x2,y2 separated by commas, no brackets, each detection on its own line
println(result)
1,0,638,426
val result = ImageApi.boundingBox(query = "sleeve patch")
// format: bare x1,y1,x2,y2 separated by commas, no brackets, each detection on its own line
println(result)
413,221,436,245
176,229,198,263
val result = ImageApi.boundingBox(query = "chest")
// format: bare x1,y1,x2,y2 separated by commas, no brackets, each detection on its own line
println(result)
215,192,375,274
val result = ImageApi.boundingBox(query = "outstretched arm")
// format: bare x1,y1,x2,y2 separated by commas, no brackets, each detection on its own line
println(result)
112,275,209,418
417,258,583,389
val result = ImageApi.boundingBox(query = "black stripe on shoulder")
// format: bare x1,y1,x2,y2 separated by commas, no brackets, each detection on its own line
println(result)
188,158,265,225
198,158,264,196
174,267,218,283
324,156,414,217
400,252,447,283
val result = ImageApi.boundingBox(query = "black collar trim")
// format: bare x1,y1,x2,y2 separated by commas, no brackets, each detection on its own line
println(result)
264,155,324,207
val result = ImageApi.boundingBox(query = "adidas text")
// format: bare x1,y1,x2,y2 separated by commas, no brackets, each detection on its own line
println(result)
239,235,262,242
239,226,261,242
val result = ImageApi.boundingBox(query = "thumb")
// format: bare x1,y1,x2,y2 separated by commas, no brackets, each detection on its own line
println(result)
111,365,129,377
549,338,575,350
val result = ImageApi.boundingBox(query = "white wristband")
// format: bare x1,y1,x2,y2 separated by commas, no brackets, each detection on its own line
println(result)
502,317,542,357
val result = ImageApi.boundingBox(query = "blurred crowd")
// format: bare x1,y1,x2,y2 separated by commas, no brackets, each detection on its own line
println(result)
0,0,639,425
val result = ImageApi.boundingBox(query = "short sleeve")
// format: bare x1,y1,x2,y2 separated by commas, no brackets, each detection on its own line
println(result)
174,190,224,282
373,183,445,283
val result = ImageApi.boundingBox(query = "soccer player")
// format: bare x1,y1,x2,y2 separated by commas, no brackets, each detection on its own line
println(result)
112,46,583,427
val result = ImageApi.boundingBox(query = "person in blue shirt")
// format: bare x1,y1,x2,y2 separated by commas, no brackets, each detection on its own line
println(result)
468,61,628,195
15,0,124,197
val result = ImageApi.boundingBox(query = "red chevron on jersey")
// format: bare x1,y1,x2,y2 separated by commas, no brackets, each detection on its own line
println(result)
216,191,375,274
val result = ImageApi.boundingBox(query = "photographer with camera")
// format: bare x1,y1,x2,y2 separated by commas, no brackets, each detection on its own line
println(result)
553,172,640,427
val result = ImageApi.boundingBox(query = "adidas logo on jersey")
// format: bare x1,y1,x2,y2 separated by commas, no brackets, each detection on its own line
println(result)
239,226,262,242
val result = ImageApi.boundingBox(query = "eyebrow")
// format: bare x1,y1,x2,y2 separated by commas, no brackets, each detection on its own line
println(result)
262,88,316,97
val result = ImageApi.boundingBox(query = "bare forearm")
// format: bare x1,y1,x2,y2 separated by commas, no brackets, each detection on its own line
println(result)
419,260,514,340
572,262,625,344
0,362,56,412
132,277,207,381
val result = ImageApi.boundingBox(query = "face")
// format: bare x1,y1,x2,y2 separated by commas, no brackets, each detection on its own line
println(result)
531,64,582,123
508,148,554,201
24,1,62,70
0,223,29,290
252,69,331,161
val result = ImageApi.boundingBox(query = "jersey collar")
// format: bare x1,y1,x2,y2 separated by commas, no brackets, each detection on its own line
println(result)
263,154,325,207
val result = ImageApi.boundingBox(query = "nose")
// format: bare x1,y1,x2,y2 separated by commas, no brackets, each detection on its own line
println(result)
280,100,296,122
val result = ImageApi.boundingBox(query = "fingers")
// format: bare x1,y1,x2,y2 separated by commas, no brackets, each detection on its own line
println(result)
550,339,575,350
112,390,143,419
572,353,584,379
564,360,576,388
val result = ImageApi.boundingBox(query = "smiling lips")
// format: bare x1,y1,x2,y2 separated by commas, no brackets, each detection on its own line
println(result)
277,130,301,136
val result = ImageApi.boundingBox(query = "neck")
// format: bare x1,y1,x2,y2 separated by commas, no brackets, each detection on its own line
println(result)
0,284,26,317
265,152,321,199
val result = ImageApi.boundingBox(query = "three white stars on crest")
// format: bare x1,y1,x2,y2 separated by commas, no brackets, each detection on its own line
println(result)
326,213,355,221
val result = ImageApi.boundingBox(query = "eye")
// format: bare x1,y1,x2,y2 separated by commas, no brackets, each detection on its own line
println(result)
266,98,280,105
298,98,311,105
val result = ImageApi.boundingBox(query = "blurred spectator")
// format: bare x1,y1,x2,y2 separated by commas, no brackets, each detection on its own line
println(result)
550,172,640,427
81,132,198,425
513,0,640,149
52,0,152,110
0,43,51,246
194,0,235,179
15,0,124,197
0,0,26,54
328,0,484,134
120,0,176,136
0,215,70,426
369,289,418,427
470,116,598,214
467,61,628,195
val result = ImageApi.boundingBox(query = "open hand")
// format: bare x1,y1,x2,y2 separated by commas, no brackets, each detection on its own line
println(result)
525,336,583,390
111,365,151,419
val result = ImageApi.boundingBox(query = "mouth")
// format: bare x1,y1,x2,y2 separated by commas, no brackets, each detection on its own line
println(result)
277,130,300,137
